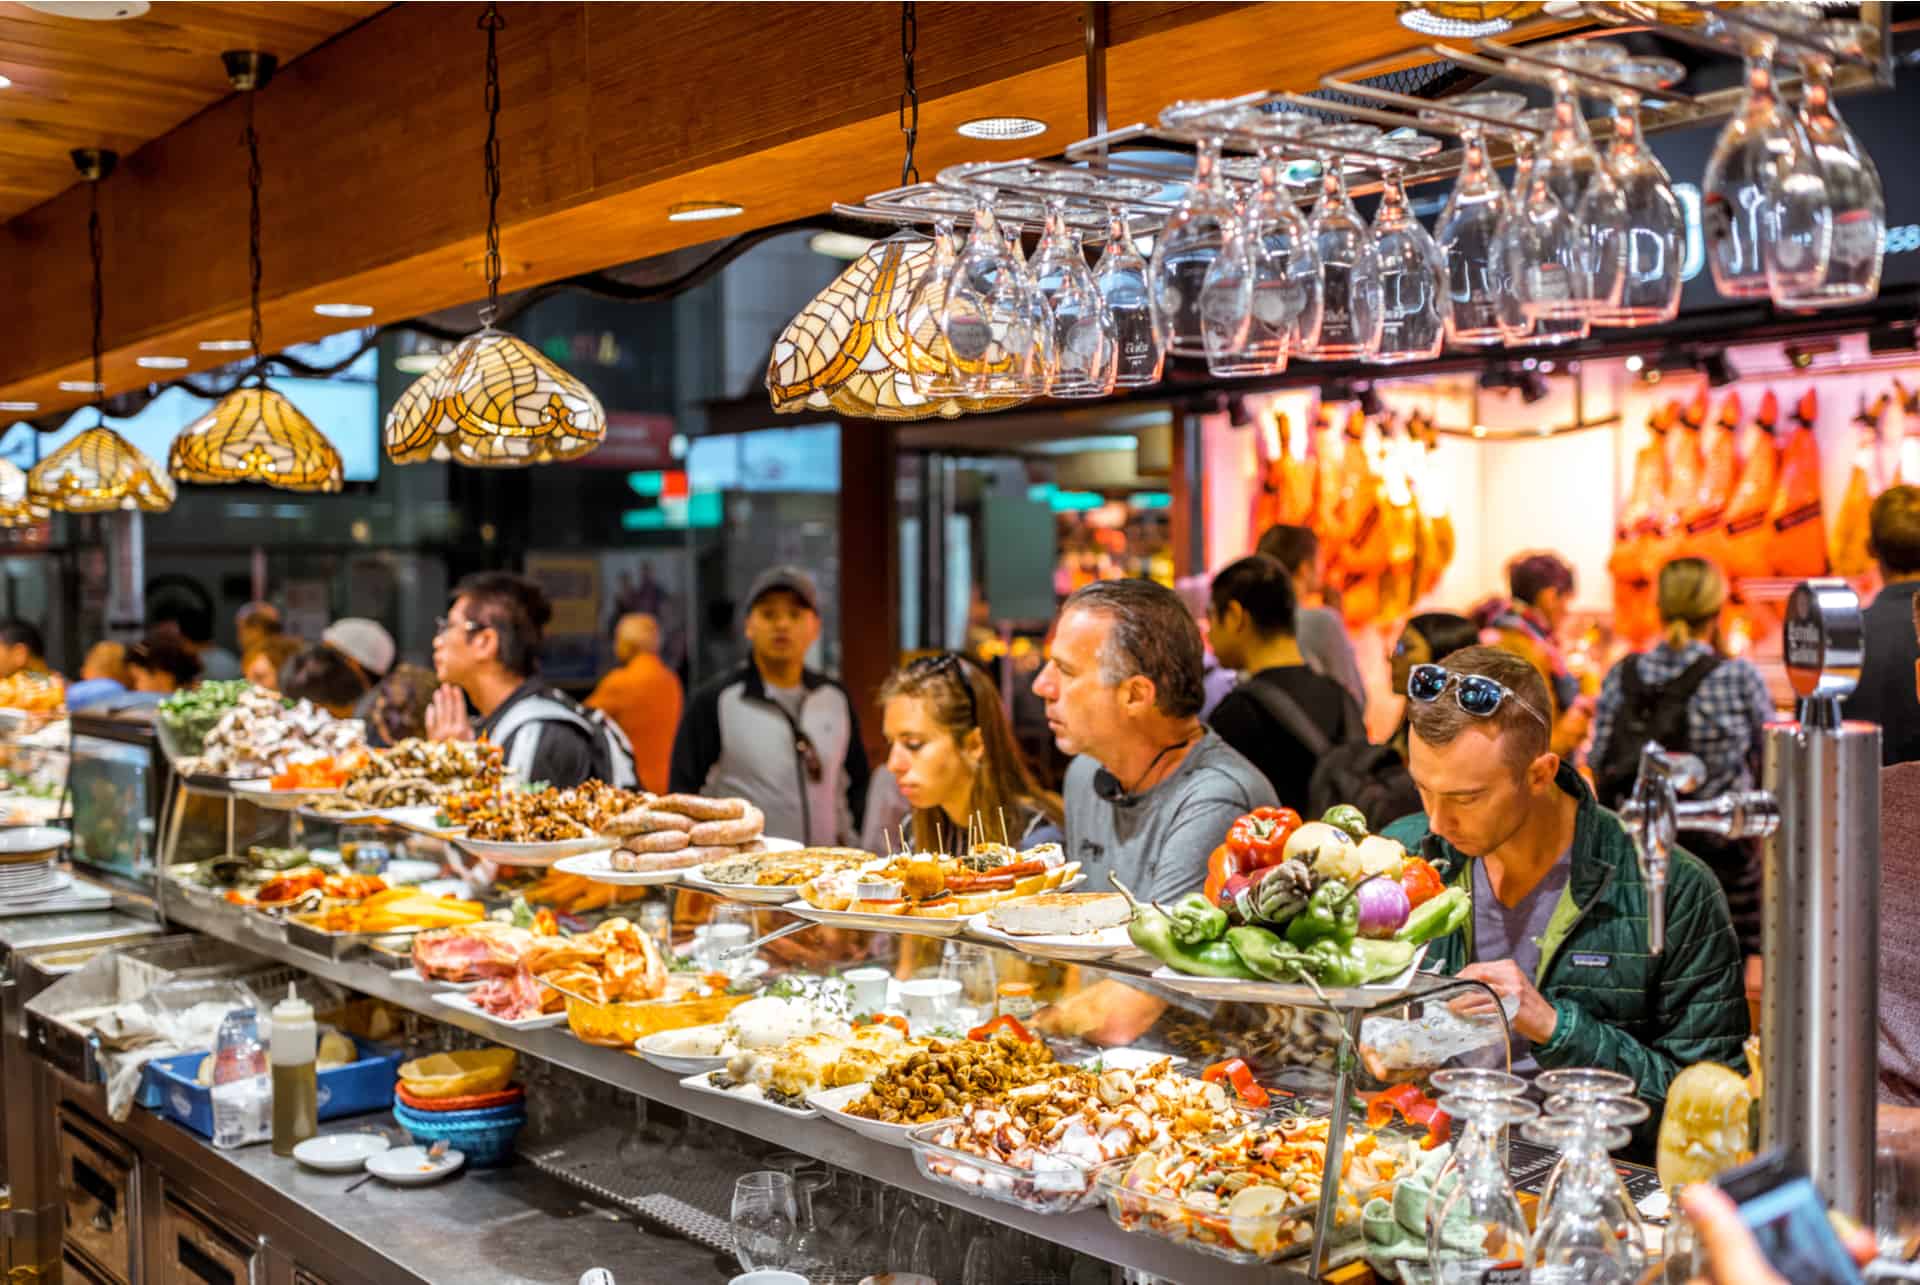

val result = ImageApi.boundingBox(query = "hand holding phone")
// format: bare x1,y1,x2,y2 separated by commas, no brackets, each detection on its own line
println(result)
1691,1150,1865,1285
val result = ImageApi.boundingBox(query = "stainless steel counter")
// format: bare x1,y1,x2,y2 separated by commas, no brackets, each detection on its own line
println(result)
159,893,1308,1284
0,909,157,954
105,1093,728,1285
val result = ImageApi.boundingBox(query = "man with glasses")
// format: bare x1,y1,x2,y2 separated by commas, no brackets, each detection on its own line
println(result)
1382,646,1748,1145
428,572,636,789
1034,578,1277,904
669,567,868,847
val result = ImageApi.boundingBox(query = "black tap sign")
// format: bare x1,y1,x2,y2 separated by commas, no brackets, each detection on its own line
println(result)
1782,578,1864,702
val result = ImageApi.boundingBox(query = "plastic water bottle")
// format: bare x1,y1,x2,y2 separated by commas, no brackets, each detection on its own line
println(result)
210,1007,270,1149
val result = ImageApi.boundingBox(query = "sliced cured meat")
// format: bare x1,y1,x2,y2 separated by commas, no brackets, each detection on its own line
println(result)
412,923,533,983
1831,391,1890,577
1767,389,1828,579
470,962,547,1020
1722,391,1782,583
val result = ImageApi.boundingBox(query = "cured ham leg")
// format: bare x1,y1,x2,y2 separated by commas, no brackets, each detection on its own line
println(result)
1609,400,1675,646
1830,390,1890,577
1682,392,1741,569
1722,391,1782,583
1330,410,1390,627
1407,411,1455,603
1767,389,1828,579
1648,389,1705,574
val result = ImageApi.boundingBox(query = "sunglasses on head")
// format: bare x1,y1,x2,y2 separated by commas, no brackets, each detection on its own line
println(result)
908,651,979,729
1407,663,1549,729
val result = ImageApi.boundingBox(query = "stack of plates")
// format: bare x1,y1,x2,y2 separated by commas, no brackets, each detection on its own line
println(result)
0,858,68,900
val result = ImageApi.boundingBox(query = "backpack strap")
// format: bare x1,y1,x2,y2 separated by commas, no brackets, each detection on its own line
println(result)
1661,654,1723,704
1241,679,1349,757
487,690,598,781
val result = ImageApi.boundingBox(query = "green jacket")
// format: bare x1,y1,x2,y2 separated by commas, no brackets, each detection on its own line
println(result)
1382,762,1750,1154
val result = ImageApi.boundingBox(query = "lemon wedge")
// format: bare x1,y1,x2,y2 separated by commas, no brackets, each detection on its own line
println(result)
1228,1184,1294,1254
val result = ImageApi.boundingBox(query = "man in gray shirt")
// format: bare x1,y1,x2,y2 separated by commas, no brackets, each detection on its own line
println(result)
1035,579,1277,903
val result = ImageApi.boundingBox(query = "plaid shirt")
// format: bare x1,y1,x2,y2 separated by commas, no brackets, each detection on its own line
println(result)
1590,641,1775,798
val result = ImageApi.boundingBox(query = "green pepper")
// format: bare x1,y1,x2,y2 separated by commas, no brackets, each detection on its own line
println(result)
1321,804,1369,840
1168,892,1229,947
1226,928,1369,987
1352,937,1417,983
1110,875,1257,978
1285,881,1359,949
1396,886,1470,946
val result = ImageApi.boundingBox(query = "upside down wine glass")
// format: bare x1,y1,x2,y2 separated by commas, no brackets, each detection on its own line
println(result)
1775,19,1885,308
1520,43,1627,321
1428,1093,1540,1285
1298,124,1385,361
904,217,967,398
1149,111,1244,360
1371,131,1449,364
1592,55,1688,326
1526,1114,1640,1285
1092,208,1166,388
941,197,1054,398
1496,111,1589,347
1539,1090,1654,1277
1030,198,1118,398
1702,18,1831,301
1432,91,1529,345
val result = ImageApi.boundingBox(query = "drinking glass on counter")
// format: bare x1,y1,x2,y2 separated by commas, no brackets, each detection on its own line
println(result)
1427,1093,1540,1283
731,1172,799,1273
1876,1127,1920,1261
939,941,998,1013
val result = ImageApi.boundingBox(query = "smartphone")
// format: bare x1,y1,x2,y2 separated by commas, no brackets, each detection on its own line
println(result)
1714,1149,1864,1285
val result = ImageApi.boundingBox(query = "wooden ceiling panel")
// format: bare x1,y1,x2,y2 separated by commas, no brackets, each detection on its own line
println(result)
0,1,383,222
0,1,1539,415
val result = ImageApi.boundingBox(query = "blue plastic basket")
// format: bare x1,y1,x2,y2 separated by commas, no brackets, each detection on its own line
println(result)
142,1038,401,1138
391,1100,527,1167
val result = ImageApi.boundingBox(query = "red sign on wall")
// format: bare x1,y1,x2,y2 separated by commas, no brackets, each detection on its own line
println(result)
571,412,676,469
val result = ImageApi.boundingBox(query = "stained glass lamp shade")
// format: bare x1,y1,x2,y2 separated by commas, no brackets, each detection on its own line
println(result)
384,330,606,466
28,425,175,513
169,385,344,491
0,461,47,527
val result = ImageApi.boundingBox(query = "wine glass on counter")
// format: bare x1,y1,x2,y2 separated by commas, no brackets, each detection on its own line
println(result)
731,1171,799,1273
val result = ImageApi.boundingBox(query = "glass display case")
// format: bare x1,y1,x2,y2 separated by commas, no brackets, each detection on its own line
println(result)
65,712,161,889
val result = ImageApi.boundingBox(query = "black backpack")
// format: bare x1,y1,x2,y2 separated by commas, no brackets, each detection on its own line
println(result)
488,687,641,789
1592,654,1721,810
1239,680,1422,830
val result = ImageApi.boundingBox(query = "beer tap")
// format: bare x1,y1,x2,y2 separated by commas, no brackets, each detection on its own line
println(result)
1618,746,1779,954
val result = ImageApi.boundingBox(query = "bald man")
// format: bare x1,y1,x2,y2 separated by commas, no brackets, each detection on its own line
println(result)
586,613,683,792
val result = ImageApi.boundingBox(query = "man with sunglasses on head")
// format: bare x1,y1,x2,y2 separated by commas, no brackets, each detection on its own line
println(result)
1034,578,1277,904
428,572,637,790
670,567,868,848
1382,646,1749,1148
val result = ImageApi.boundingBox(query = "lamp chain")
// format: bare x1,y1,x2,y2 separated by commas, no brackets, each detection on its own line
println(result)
245,88,265,384
479,1,505,328
88,177,104,424
899,1,919,185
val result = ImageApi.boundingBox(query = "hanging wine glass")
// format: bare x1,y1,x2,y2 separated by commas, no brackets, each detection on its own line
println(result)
1430,91,1529,345
1002,210,1059,395
1775,19,1884,308
1030,198,1118,397
1209,141,1322,376
941,197,1054,398
1526,41,1628,320
1150,102,1246,359
1370,130,1449,364
1702,14,1831,300
1092,207,1166,388
1298,123,1385,361
904,217,967,398
1592,55,1688,326
1198,189,1264,376
1494,109,1589,346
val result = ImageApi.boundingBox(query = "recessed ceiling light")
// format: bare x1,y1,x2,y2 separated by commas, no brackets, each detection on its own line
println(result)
1625,354,1644,372
200,339,252,352
20,0,150,18
136,355,188,369
393,352,445,374
808,231,875,260
957,116,1048,141
57,380,101,393
668,200,744,222
313,303,375,318
0,402,39,413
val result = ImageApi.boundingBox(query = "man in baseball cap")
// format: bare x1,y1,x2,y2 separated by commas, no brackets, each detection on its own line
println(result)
322,618,396,684
669,564,868,847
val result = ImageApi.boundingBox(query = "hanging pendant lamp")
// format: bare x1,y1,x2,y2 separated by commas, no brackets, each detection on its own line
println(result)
28,148,175,515
169,52,343,493
384,5,604,467
0,462,49,528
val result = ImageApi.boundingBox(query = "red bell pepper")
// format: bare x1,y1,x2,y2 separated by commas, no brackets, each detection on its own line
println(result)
1364,1083,1451,1148
1200,1057,1272,1109
966,1013,1034,1043
1225,807,1302,871
854,1012,910,1037
1399,856,1446,909
1204,845,1238,906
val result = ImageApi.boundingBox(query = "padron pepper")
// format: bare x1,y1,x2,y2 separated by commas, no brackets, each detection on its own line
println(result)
1285,881,1359,949
1225,927,1369,988
1110,874,1257,979
1168,891,1229,947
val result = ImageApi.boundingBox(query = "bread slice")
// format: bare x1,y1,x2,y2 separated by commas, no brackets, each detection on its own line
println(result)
988,891,1131,937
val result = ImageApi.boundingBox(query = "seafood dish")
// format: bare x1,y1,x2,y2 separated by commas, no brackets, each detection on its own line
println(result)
708,1021,925,1110
692,847,867,888
186,686,365,778
313,738,504,811
442,781,651,842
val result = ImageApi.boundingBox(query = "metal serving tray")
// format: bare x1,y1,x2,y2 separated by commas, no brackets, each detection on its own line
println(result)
284,915,426,961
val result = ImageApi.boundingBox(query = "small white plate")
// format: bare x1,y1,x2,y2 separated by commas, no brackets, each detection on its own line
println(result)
807,1083,936,1149
452,835,613,868
293,1132,391,1173
678,1068,817,1119
787,905,973,938
0,825,69,860
378,858,444,886
553,850,687,887
232,779,339,813
430,989,566,1029
635,1024,732,1076
678,866,802,904
379,806,466,838
965,913,1145,963
364,1144,465,1186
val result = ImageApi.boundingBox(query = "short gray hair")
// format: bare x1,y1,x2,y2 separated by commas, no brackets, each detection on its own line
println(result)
1061,579,1205,718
